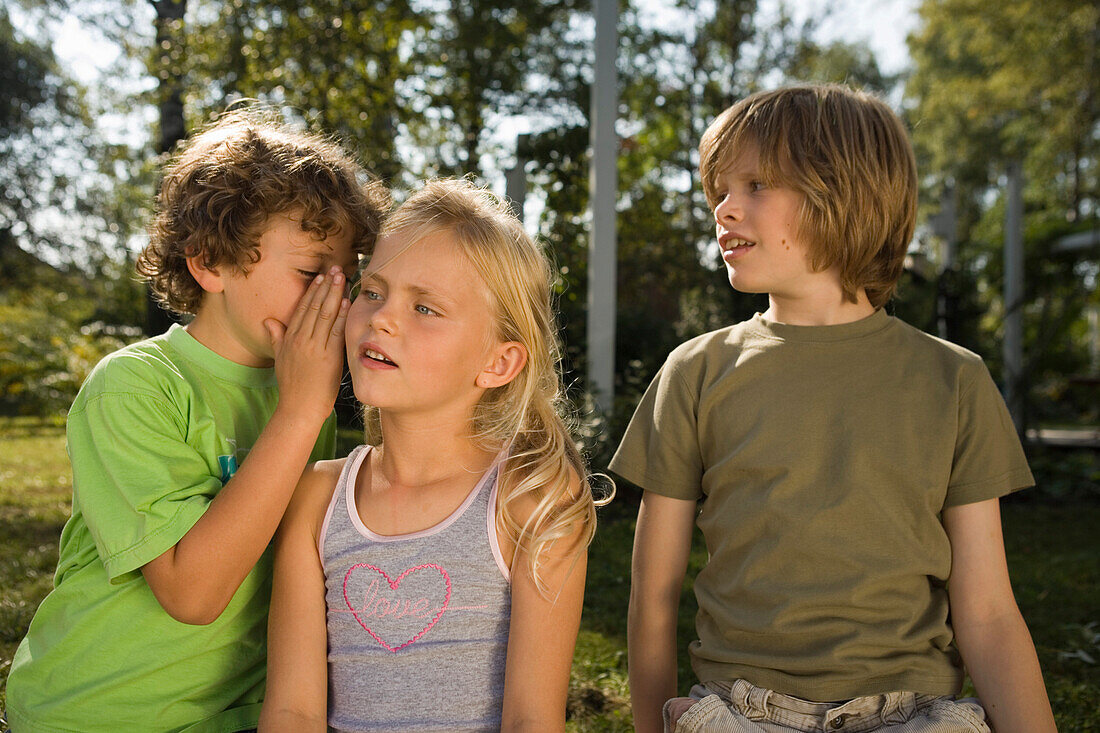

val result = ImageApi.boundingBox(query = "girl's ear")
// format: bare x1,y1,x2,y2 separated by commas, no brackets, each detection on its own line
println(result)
477,342,528,389
186,254,225,294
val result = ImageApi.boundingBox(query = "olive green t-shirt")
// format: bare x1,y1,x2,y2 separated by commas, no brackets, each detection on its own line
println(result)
610,309,1032,702
6,324,336,733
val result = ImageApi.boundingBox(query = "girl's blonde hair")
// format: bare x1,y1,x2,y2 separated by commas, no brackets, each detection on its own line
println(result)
363,178,606,592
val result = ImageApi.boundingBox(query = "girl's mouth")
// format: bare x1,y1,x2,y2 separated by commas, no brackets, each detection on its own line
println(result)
361,346,397,366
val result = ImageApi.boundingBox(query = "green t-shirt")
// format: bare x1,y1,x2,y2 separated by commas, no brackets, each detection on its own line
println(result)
610,309,1033,702
6,324,336,733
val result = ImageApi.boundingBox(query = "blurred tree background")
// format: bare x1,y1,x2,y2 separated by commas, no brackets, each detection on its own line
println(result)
1,0,1097,492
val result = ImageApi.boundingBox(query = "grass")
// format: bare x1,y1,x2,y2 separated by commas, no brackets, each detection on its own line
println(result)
2,417,1098,730
0,417,72,714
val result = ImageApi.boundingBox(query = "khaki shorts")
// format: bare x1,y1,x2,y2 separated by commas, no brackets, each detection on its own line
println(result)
665,679,990,733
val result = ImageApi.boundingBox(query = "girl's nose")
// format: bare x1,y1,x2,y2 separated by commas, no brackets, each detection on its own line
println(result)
369,302,397,334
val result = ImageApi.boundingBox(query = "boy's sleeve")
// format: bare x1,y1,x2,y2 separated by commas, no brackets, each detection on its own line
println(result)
944,360,1035,507
67,390,221,582
609,361,704,501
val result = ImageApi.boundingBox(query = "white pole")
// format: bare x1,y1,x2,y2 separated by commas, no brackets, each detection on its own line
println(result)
588,0,618,415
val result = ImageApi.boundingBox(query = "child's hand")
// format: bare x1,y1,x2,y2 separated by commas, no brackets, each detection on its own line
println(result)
264,266,350,424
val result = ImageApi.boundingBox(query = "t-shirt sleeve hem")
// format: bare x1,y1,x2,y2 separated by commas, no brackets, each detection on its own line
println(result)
607,463,702,502
178,702,263,732
943,466,1035,507
101,499,209,582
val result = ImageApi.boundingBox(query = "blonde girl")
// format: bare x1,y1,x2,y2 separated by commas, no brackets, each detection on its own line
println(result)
260,178,604,732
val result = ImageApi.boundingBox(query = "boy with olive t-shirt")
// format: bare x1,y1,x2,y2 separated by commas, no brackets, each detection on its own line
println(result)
614,85,1056,733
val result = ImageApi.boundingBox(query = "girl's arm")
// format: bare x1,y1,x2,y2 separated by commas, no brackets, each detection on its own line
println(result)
943,498,1057,733
258,460,343,733
628,491,696,733
499,482,589,733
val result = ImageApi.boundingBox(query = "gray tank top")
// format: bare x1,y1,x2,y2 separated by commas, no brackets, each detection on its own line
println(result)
320,445,512,732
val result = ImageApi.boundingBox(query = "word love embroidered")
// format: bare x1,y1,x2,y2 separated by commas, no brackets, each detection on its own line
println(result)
341,563,451,652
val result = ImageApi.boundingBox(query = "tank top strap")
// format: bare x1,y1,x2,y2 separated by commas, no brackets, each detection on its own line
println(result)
318,444,372,563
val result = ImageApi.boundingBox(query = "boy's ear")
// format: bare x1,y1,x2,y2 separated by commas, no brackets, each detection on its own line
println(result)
186,255,225,294
476,342,528,390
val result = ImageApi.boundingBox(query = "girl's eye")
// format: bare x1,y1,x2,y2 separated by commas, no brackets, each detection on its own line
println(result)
298,269,320,279
749,180,766,192
361,288,383,301
415,304,437,316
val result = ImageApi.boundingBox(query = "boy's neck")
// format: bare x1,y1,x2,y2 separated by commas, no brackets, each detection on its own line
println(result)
185,307,274,368
763,288,876,326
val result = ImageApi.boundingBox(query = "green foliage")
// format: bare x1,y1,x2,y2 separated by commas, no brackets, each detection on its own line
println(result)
905,0,1099,428
407,0,582,176
179,0,424,182
1027,446,1100,501
907,0,1097,215
0,8,56,136
784,39,898,93
0,262,144,415
0,3,144,268
167,0,588,186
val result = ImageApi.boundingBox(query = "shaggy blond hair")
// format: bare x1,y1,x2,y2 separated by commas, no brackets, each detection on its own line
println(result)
362,178,605,593
139,108,389,314
699,84,917,308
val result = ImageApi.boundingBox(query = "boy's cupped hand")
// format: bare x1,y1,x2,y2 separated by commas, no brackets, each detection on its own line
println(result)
264,266,351,424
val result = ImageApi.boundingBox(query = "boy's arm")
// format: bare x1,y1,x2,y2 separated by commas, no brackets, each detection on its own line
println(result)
628,491,696,733
500,480,588,733
258,461,338,733
942,498,1057,733
143,269,349,624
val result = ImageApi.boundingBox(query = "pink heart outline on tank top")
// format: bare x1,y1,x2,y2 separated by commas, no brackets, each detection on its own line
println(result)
342,563,452,652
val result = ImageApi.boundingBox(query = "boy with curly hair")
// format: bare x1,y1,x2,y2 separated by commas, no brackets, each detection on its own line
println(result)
6,111,389,732
615,85,1056,732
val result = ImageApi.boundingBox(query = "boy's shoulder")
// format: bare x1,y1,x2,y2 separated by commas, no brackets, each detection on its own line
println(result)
664,320,750,366
885,315,989,375
76,327,187,400
75,324,278,411
662,312,990,386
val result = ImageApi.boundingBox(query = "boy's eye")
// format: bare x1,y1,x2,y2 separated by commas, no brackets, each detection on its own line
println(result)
297,269,320,279
415,304,437,316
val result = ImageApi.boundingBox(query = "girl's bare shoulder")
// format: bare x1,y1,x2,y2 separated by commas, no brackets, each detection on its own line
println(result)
286,456,351,532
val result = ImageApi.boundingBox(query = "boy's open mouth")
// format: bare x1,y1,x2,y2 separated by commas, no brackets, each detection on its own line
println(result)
722,237,755,251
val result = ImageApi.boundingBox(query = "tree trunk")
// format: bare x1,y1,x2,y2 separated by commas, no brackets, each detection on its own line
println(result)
147,0,188,335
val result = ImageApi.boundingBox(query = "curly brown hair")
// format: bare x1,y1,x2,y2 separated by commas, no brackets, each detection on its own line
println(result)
138,109,390,314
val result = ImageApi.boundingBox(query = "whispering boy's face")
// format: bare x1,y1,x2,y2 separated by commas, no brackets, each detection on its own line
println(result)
710,145,825,302
188,211,359,367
